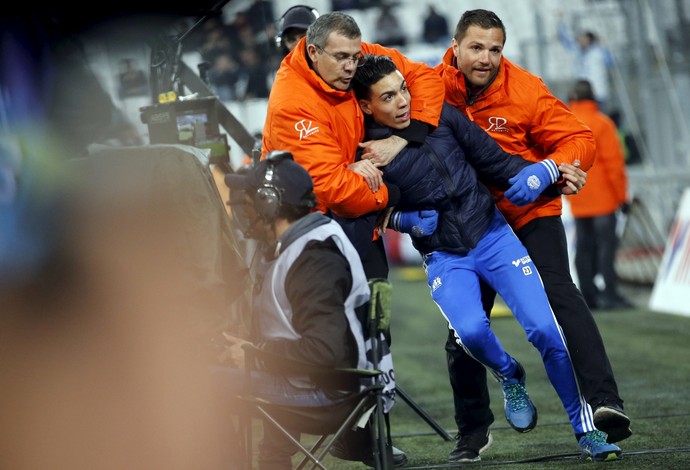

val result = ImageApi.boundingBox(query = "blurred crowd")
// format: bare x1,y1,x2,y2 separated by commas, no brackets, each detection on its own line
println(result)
183,1,278,102
183,0,451,102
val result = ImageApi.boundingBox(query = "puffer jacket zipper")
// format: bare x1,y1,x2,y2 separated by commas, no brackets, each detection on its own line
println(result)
422,143,472,248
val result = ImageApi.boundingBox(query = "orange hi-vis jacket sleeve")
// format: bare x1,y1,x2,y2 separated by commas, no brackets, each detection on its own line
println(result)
567,100,628,218
262,37,444,218
435,49,596,231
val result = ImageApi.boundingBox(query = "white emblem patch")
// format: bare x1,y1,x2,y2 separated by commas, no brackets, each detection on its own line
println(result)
512,255,532,267
486,116,509,132
527,175,541,190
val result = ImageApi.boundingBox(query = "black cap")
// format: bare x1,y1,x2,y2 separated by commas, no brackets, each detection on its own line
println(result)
278,5,318,36
224,154,315,209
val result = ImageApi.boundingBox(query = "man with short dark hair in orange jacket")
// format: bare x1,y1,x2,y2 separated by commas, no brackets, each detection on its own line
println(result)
432,8,631,463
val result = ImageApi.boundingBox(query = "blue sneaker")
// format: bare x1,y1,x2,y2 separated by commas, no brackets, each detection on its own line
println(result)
578,430,622,461
501,363,537,432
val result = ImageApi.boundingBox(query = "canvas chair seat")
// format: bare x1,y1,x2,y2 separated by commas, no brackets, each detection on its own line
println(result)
233,343,390,470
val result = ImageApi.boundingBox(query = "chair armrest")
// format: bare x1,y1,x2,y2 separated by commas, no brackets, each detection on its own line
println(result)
241,343,382,391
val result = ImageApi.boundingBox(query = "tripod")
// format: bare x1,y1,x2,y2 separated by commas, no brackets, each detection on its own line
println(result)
368,279,453,443
396,386,452,440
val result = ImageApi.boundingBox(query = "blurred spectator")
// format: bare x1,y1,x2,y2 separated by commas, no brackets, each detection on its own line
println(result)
1,14,150,290
332,0,383,11
117,57,149,99
332,0,361,10
1,11,241,466
567,79,632,310
199,19,234,64
236,48,271,100
208,52,241,101
247,0,276,38
234,12,261,51
558,19,613,109
1,152,240,469
275,4,320,56
228,10,254,43
373,3,407,47
422,4,450,45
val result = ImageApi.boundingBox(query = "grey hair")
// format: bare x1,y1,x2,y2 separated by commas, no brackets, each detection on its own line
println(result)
306,11,361,48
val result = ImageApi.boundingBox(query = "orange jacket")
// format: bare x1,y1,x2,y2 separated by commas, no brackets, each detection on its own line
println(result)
435,49,596,230
567,100,628,217
262,37,444,218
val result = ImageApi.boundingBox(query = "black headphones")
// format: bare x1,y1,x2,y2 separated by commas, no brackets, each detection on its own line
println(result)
254,150,294,221
274,5,320,49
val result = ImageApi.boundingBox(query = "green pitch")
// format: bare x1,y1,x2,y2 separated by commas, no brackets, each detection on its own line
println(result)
318,266,690,469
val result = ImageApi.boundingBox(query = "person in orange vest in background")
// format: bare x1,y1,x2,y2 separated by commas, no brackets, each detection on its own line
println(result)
568,79,632,310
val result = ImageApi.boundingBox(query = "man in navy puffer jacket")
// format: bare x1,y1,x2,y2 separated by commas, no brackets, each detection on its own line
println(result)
351,55,620,459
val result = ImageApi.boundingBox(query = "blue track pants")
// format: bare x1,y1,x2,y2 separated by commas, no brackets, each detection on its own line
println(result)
423,208,595,435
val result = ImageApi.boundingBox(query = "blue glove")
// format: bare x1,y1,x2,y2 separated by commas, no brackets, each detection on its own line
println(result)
390,209,438,237
504,159,560,206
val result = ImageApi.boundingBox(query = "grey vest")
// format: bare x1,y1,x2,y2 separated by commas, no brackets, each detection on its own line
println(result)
254,218,370,371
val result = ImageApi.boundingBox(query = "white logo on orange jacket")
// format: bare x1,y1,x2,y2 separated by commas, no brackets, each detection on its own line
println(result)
486,116,509,133
294,119,320,140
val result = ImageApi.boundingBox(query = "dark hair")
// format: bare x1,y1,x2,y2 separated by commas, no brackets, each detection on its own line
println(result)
581,31,597,43
454,9,506,45
277,200,314,222
306,11,360,48
352,54,398,100
570,79,596,101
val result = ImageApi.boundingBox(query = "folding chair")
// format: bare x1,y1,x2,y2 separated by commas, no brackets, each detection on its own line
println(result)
235,343,389,470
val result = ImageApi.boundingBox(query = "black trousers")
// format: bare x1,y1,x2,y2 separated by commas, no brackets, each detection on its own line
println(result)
446,216,623,434
574,213,620,306
330,213,390,279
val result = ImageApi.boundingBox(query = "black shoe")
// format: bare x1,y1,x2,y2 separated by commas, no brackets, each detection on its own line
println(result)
448,428,492,463
391,447,408,467
363,446,407,468
593,403,632,443
330,442,408,468
597,295,633,310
